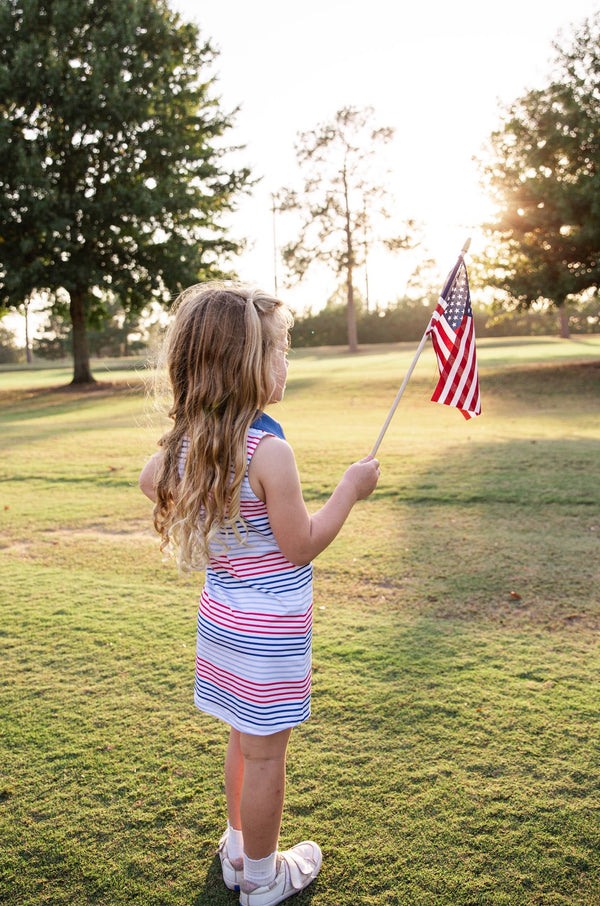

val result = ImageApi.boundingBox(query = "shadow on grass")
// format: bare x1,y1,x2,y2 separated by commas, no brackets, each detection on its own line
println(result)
308,426,600,901
361,435,600,631
481,358,600,391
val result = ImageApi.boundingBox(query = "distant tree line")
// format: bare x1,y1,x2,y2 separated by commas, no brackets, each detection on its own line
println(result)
289,294,600,348
1,290,597,363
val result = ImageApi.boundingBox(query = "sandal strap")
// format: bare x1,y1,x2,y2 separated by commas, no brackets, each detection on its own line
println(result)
280,846,319,890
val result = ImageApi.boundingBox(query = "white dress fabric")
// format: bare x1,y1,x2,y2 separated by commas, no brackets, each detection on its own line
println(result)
181,419,313,735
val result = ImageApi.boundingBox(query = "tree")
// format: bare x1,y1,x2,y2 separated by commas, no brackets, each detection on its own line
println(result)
32,311,72,360
85,296,146,357
0,322,24,363
0,0,251,383
280,106,415,353
479,14,600,338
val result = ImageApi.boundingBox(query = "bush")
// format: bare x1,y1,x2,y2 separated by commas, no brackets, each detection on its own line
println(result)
290,295,599,347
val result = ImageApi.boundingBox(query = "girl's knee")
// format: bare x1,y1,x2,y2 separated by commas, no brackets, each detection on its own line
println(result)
228,726,242,751
239,728,291,762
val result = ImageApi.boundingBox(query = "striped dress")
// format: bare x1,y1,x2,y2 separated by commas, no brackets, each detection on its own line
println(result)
188,415,313,736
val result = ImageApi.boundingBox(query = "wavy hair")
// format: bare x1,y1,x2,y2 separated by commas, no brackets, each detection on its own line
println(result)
153,282,293,572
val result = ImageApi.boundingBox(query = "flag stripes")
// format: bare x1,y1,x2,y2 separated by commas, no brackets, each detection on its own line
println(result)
427,259,481,419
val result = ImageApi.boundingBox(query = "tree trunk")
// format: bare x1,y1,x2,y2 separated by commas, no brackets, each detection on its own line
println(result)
346,268,358,353
24,299,32,364
342,165,358,353
558,305,570,339
70,289,95,384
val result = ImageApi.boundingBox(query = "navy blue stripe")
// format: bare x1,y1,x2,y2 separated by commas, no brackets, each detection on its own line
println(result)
195,682,310,726
208,569,313,596
198,616,312,658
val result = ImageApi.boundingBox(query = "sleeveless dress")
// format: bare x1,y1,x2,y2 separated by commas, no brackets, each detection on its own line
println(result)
187,414,314,736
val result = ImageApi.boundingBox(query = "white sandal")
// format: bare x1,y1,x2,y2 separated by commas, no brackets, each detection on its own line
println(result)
218,827,244,891
238,841,322,906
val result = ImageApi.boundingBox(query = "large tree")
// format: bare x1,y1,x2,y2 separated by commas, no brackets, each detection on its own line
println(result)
280,106,415,353
480,14,600,338
0,0,251,382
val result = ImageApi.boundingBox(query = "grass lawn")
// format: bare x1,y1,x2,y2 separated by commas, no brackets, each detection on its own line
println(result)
1,336,599,905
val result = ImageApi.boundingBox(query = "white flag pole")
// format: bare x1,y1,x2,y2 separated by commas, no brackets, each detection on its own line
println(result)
370,332,429,456
370,238,471,458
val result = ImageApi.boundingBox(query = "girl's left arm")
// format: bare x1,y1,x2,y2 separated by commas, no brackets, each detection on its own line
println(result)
139,451,163,502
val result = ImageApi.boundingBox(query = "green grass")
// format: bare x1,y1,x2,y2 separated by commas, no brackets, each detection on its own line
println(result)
1,336,599,905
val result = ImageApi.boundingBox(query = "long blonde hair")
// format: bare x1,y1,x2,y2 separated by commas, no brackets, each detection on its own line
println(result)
153,282,293,572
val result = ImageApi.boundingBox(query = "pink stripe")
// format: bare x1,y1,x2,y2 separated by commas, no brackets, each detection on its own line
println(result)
230,560,294,578
196,657,311,703
211,551,296,577
200,592,312,635
231,552,291,569
203,612,312,636
240,501,267,513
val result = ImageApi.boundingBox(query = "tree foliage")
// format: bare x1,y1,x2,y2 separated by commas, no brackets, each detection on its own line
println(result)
480,14,600,337
0,0,251,382
32,311,72,360
32,296,149,359
280,106,415,352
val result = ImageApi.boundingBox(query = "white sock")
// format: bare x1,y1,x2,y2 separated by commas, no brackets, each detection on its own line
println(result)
243,849,278,887
227,822,244,862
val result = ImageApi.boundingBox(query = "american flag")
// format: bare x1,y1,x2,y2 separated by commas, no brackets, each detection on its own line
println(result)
426,259,481,419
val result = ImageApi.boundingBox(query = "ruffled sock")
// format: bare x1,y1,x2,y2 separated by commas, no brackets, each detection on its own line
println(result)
243,849,278,889
227,822,244,864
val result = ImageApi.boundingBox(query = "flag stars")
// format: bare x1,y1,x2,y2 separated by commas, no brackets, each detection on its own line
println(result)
444,269,472,330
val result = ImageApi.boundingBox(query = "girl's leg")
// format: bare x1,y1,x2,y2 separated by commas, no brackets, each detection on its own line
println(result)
225,727,244,830
239,727,292,860
220,728,244,889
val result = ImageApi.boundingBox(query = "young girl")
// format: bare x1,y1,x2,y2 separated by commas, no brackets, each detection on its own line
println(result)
139,283,379,906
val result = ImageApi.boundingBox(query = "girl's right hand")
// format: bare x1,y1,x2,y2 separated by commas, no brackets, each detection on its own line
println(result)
343,455,380,500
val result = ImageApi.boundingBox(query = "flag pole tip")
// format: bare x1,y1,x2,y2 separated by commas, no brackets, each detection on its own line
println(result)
461,237,472,255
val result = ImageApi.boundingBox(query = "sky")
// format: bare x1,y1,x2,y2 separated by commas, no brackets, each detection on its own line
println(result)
4,0,599,341
171,0,600,310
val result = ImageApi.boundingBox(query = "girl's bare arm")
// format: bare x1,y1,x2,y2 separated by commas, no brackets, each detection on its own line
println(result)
249,435,379,567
